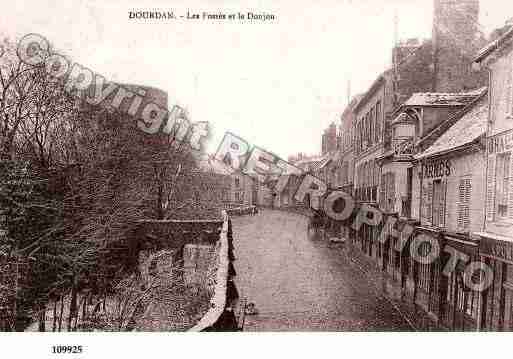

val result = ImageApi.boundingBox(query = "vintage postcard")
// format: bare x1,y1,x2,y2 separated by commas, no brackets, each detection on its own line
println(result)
1,0,512,357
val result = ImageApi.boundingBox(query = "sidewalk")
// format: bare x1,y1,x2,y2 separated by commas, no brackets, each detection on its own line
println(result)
340,242,443,331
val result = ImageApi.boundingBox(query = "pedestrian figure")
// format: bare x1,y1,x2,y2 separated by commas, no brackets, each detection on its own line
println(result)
307,209,323,239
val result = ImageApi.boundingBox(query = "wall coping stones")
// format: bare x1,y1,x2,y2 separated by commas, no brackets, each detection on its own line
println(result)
188,211,229,331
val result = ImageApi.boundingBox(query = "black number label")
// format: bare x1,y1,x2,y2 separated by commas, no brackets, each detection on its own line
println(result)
51,346,83,354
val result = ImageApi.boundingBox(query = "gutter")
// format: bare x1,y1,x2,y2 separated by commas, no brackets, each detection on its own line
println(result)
414,141,483,161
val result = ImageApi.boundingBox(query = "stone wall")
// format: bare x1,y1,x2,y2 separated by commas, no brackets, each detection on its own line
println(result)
134,219,223,253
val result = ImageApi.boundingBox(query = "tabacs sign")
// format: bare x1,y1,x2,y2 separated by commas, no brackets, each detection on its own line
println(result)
421,159,451,179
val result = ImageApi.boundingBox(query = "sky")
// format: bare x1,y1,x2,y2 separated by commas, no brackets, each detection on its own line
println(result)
2,0,512,159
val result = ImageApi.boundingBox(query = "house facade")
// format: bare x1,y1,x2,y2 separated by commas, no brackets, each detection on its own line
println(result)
474,26,513,331
230,173,257,207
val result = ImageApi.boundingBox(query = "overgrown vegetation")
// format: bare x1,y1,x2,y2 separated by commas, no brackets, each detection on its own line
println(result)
0,37,220,331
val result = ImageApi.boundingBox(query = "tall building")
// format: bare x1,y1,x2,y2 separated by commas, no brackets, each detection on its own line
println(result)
474,24,513,331
432,0,487,92
321,123,338,155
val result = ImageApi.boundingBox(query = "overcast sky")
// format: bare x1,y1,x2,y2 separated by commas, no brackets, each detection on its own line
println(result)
2,0,512,159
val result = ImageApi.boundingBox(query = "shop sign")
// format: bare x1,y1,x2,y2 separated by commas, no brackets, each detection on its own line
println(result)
421,159,451,179
480,236,513,263
488,129,513,154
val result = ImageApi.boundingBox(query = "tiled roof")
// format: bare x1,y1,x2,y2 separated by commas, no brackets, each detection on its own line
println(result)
197,155,233,175
315,157,331,171
415,96,488,160
404,87,486,107
295,154,331,172
294,155,324,167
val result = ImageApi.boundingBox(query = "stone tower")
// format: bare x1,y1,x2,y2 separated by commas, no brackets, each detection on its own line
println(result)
432,0,487,92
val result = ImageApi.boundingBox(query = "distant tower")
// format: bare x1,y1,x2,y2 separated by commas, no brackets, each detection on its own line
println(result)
393,8,399,107
432,0,485,92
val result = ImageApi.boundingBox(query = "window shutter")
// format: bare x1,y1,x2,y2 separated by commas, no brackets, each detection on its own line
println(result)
390,173,396,212
441,180,446,226
508,60,513,116
380,174,386,208
464,179,471,229
421,184,427,221
457,178,471,230
427,182,433,225
457,179,465,228
508,154,513,220
486,155,496,222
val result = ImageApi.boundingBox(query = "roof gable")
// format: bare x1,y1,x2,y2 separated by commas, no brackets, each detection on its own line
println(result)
415,95,488,160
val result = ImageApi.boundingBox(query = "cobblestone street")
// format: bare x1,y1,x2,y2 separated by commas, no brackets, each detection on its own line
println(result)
233,209,414,331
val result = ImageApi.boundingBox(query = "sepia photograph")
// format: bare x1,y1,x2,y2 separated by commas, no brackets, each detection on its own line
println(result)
1,0,513,357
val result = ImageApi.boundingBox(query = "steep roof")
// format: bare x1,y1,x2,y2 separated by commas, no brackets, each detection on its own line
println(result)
353,71,391,113
295,154,330,172
415,95,488,160
342,93,365,118
403,87,485,107
196,154,233,175
312,156,332,171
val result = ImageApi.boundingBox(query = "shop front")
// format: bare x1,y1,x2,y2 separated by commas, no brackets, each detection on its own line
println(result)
438,233,480,331
478,234,513,331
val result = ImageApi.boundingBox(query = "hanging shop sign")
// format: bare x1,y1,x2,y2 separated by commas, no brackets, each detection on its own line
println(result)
480,235,513,263
421,159,451,179
488,129,513,154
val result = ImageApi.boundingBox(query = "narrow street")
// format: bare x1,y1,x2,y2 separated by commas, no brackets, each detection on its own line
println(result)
233,209,413,331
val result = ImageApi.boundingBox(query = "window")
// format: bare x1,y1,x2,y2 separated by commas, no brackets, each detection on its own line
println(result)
235,177,240,188
387,172,395,212
432,179,446,227
495,152,511,219
369,108,375,145
457,178,472,230
381,172,395,212
366,114,371,147
402,167,413,218
375,101,382,143
424,182,433,224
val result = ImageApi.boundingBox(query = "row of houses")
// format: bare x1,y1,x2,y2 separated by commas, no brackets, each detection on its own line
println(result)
279,0,513,331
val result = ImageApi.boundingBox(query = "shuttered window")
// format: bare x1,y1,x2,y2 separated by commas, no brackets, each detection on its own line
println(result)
425,182,434,225
380,173,387,209
388,173,395,212
496,152,511,219
486,155,497,222
369,108,375,145
457,178,472,230
508,58,513,117
432,179,446,227
375,101,382,143
510,152,513,220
